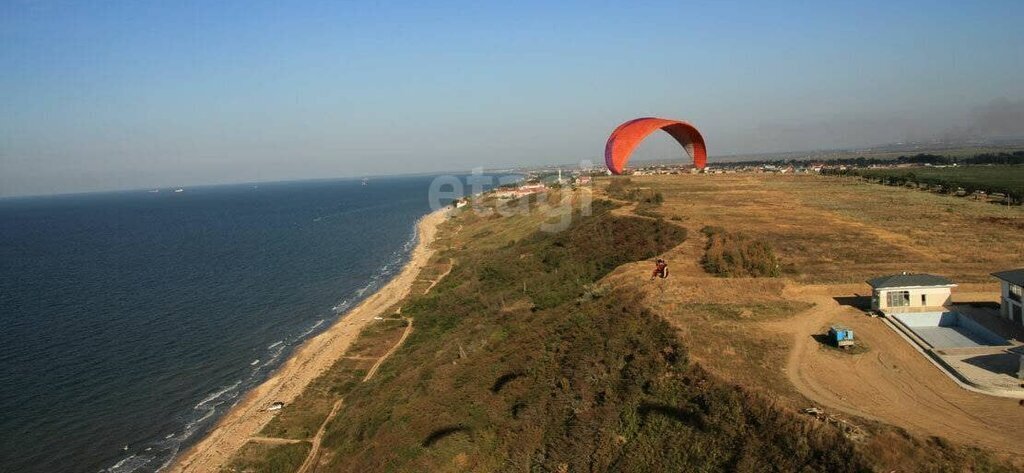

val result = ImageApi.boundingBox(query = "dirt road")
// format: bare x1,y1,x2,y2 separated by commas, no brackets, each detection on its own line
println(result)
363,317,413,382
296,399,344,473
769,284,1024,457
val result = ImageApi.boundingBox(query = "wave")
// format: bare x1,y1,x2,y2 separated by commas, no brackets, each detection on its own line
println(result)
295,319,325,339
101,214,424,473
193,381,241,410
332,224,418,315
101,380,242,473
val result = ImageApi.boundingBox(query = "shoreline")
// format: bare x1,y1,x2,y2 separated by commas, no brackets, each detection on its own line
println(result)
167,207,449,472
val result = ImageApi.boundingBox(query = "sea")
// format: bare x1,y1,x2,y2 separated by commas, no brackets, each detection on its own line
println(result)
0,175,479,473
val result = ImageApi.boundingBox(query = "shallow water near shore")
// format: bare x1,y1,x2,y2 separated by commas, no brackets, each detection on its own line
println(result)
0,176,447,473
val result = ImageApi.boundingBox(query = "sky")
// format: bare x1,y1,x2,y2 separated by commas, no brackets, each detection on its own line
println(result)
2,0,1023,197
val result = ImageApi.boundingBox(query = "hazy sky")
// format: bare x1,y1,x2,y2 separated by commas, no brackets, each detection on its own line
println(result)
2,1,1023,196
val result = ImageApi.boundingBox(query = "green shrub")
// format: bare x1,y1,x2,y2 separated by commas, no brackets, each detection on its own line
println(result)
228,441,311,473
700,226,780,277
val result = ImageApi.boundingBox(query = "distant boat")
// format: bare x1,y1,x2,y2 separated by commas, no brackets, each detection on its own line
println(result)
148,189,160,193
174,188,184,193
361,178,368,186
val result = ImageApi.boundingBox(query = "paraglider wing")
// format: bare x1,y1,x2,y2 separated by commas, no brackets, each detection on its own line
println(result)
604,117,707,174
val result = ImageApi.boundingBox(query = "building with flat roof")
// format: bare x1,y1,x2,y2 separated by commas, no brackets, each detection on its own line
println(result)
867,273,957,313
992,269,1024,327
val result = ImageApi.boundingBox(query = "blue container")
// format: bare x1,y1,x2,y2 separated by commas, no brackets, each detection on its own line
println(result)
828,325,855,347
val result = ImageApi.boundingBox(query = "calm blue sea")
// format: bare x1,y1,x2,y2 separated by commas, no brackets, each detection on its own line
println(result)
0,176,455,473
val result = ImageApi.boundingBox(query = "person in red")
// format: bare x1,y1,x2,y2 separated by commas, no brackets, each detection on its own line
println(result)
651,258,668,279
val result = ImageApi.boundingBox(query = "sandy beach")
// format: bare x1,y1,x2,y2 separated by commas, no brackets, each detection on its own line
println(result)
168,208,448,472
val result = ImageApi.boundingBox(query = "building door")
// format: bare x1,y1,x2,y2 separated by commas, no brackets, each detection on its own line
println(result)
1013,303,1023,325
921,294,927,305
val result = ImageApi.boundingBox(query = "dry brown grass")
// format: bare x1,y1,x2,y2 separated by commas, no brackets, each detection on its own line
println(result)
616,174,1024,284
593,174,1024,469
594,173,1023,404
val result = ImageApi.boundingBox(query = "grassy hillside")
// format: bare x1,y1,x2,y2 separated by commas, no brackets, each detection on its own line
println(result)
312,199,871,472
228,182,1024,472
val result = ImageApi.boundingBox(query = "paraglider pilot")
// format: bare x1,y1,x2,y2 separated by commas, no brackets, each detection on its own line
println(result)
651,258,668,279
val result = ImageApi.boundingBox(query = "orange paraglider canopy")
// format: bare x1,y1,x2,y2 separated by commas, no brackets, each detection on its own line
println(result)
604,117,707,174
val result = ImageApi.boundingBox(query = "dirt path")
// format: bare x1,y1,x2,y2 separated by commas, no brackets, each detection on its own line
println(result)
768,285,1024,457
607,199,706,276
363,317,413,382
423,258,453,293
168,209,448,473
248,436,305,445
296,399,344,473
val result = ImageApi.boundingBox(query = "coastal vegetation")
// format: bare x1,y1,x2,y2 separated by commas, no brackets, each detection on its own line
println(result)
228,441,310,473
699,226,781,277
302,196,871,472
606,177,666,218
606,177,664,204
225,176,1024,472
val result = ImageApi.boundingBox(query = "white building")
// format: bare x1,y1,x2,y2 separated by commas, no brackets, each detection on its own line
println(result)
992,269,1024,326
867,273,957,313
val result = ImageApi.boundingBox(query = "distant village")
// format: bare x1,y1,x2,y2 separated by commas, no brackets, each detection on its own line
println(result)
454,150,1022,210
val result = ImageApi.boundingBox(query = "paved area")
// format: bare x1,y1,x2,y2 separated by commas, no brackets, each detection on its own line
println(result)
945,353,1024,391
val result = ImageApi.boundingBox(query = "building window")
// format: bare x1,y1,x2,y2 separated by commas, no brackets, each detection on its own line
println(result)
887,290,910,307
1010,284,1022,303
921,294,927,305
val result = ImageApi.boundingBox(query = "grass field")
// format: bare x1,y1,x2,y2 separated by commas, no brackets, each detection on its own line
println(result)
856,164,1024,193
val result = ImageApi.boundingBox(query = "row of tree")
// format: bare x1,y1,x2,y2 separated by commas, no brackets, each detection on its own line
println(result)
821,167,1022,204
725,151,1024,169
827,151,1024,167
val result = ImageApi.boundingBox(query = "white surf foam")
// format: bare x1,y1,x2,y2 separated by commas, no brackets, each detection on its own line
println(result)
134,214,426,473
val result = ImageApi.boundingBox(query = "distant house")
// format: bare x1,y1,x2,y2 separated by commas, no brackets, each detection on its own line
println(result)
513,183,546,198
867,273,957,313
992,269,1024,326
492,183,546,200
